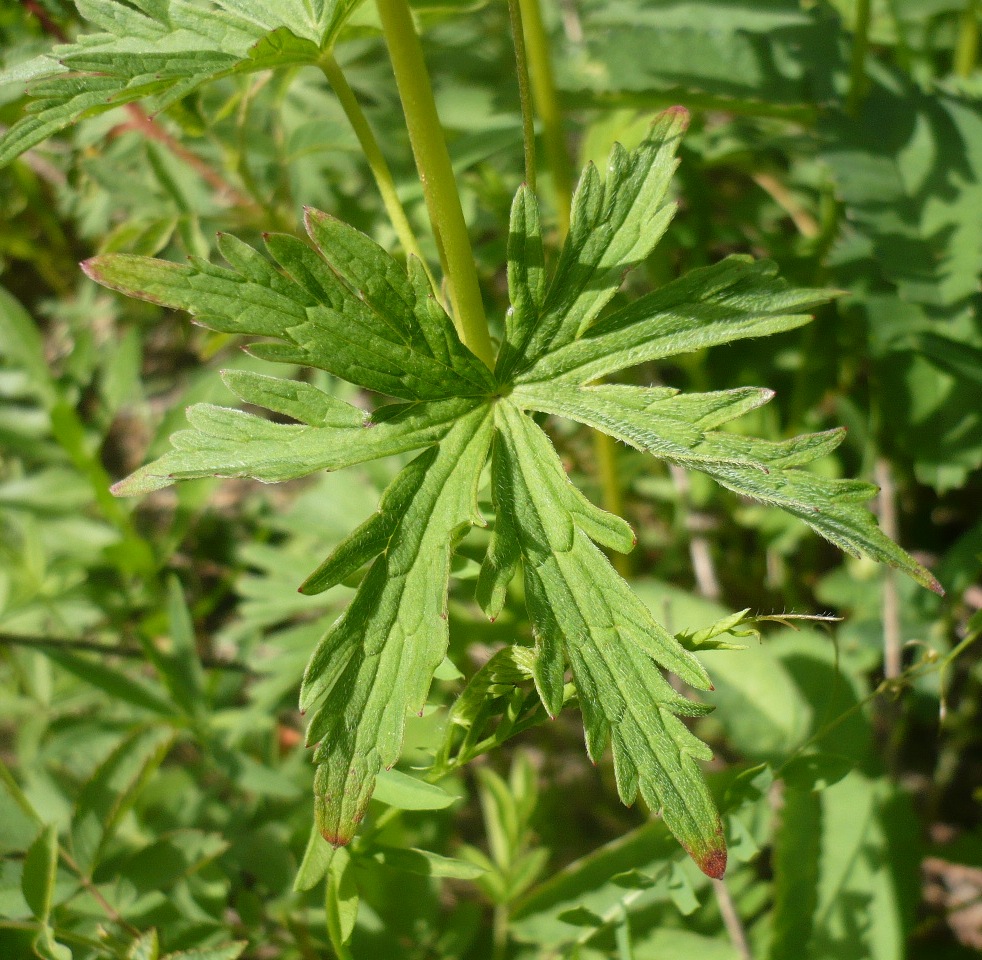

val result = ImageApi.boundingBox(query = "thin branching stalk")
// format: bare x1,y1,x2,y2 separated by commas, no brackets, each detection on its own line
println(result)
374,0,495,365
0,632,252,673
320,56,439,293
508,0,538,191
875,458,902,680
712,878,752,960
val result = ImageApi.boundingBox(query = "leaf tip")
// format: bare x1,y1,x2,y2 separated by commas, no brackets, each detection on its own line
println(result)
321,830,350,849
925,574,945,596
697,845,727,880
79,257,101,282
665,104,691,129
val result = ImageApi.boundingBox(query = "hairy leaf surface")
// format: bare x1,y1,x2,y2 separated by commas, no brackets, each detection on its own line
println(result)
88,107,941,879
0,0,363,166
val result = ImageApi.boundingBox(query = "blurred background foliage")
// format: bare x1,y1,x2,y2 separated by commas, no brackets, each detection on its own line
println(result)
0,1,980,958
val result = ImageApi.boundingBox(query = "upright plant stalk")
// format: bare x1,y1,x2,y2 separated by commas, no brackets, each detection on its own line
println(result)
847,0,872,116
518,0,573,234
320,56,439,293
374,0,495,366
508,0,538,191
517,0,628,574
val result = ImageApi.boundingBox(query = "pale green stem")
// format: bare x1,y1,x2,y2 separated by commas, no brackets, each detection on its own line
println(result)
518,0,572,234
517,0,628,572
508,0,538,191
320,56,439,294
374,0,495,366
956,0,980,77
847,0,872,116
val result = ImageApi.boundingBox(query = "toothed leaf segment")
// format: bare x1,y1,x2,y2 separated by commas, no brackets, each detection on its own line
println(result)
0,0,367,167
89,109,940,879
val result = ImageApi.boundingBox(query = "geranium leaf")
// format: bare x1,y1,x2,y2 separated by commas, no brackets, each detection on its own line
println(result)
512,382,942,594
81,106,942,885
481,402,725,877
499,108,687,377
0,0,364,166
300,407,493,845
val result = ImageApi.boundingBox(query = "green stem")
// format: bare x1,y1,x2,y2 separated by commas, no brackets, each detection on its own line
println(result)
518,0,573,235
955,0,980,77
374,0,495,366
320,56,438,293
508,0,537,191
847,0,872,116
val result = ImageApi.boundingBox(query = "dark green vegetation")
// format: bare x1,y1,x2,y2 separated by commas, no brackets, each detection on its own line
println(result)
1,2,980,959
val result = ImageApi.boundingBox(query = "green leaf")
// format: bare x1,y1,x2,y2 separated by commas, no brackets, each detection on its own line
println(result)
0,0,365,167
294,823,335,893
110,395,474,495
159,945,246,960
371,845,488,880
371,769,457,810
85,215,494,402
33,928,73,960
513,382,942,594
71,725,176,875
22,824,59,923
499,108,687,377
515,257,826,384
127,930,159,960
0,287,59,408
325,847,358,949
41,649,176,717
481,402,725,878
162,577,207,716
301,406,493,846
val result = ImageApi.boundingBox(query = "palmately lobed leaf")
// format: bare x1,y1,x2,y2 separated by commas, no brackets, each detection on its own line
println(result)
87,105,942,882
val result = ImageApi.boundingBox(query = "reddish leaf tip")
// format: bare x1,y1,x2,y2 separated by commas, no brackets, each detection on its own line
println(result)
699,847,727,880
321,830,350,849
665,104,691,129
